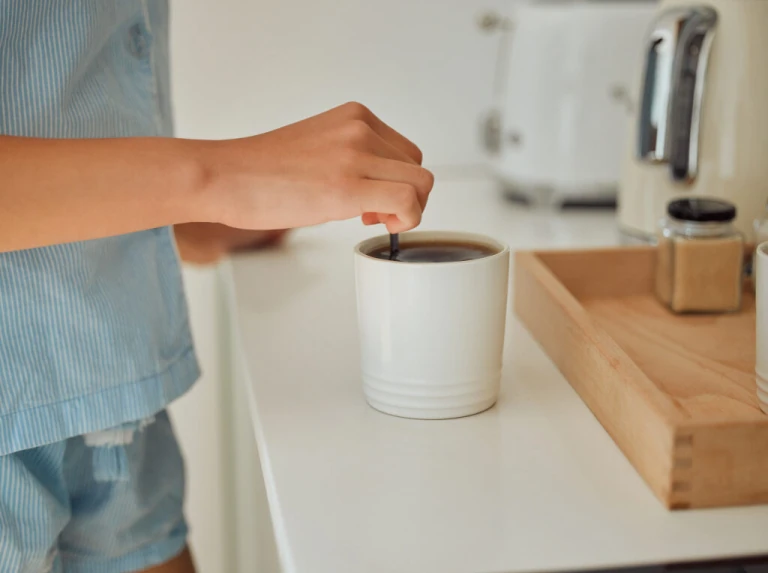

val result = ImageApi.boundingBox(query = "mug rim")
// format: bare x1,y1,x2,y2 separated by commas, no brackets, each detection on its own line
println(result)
759,241,768,259
354,230,509,266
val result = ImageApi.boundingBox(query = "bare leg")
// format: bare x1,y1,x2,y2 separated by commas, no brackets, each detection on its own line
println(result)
137,547,196,573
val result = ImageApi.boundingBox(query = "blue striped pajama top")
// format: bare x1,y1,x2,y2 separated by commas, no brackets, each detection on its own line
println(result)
0,0,200,455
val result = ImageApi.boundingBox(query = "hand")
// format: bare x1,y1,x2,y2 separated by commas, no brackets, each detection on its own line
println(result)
174,223,288,265
195,102,434,234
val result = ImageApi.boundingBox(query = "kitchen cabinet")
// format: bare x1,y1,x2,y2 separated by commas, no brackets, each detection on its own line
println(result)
168,267,232,573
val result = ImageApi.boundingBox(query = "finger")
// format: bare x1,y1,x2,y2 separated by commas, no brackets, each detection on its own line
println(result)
359,157,434,210
357,180,422,233
342,122,418,166
382,214,403,234
336,102,424,165
361,113,423,165
367,116,422,165
361,212,380,225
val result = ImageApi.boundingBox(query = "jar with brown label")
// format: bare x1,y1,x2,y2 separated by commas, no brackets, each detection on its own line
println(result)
655,198,744,313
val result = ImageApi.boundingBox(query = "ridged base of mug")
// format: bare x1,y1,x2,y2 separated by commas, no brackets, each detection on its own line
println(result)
362,373,500,420
365,396,498,420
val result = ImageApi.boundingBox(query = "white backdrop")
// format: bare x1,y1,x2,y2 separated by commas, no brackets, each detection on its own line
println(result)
169,0,507,166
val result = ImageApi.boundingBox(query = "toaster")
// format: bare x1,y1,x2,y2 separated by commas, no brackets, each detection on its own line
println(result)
481,0,657,207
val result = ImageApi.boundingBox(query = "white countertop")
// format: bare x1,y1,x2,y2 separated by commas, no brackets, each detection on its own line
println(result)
227,178,768,573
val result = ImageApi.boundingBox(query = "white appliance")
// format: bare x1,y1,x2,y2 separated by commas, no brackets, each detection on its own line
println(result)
481,0,657,206
618,0,768,240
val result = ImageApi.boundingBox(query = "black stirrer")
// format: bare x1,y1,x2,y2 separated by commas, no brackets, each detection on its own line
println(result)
389,233,399,261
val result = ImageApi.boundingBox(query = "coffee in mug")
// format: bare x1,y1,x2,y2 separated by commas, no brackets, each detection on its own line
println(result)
366,240,498,263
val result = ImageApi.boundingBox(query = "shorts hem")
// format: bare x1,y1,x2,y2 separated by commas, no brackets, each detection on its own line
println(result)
61,533,187,573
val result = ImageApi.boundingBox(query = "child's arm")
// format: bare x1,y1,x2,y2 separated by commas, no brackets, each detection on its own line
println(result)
0,102,433,253
173,223,288,264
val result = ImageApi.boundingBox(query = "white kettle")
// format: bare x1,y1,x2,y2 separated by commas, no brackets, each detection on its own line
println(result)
618,0,768,240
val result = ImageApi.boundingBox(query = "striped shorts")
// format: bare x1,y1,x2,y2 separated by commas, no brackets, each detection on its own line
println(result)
0,411,188,573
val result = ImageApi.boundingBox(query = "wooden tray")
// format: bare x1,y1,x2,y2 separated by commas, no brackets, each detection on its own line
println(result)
514,246,768,510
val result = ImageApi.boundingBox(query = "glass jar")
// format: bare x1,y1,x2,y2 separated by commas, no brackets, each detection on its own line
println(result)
655,198,744,313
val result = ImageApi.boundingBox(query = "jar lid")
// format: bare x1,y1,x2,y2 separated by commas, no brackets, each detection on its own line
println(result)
667,198,737,223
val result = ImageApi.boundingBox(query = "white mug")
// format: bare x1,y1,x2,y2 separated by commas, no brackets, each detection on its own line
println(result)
354,231,510,419
755,242,768,414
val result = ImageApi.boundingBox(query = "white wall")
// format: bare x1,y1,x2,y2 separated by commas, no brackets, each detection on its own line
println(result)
168,1,509,571
170,0,507,167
